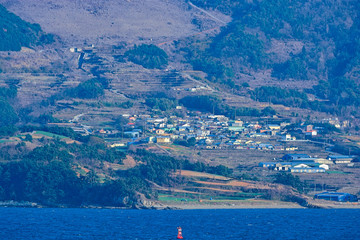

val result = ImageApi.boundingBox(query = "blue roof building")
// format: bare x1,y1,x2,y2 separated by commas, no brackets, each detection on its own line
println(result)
282,154,311,161
314,192,358,202
327,155,356,164
259,162,277,168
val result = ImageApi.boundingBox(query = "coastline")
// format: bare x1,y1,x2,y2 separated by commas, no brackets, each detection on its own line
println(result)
0,201,40,208
152,199,306,210
1,199,360,210
153,199,360,210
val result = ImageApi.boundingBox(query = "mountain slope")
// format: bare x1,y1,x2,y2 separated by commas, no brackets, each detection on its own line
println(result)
0,4,53,51
0,0,199,46
176,0,360,117
2,1,360,118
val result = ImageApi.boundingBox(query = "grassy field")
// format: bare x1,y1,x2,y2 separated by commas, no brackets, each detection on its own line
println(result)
326,170,349,174
34,131,68,139
158,194,198,202
0,139,15,143
158,191,262,203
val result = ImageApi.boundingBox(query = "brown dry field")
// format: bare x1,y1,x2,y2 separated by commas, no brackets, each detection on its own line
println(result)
191,140,328,168
192,180,250,187
178,170,231,180
172,142,360,195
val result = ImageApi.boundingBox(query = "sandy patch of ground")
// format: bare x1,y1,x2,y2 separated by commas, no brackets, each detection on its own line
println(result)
122,155,136,168
177,170,231,180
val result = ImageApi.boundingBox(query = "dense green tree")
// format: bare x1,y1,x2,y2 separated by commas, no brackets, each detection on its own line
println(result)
191,57,228,80
0,125,17,137
72,79,104,99
0,86,17,99
273,172,308,193
211,21,267,69
24,134,32,142
261,106,277,116
25,144,73,163
145,97,177,111
0,143,234,207
251,86,310,109
174,137,196,147
0,99,18,126
125,44,168,69
181,159,233,177
0,5,53,51
180,95,265,118
272,49,308,80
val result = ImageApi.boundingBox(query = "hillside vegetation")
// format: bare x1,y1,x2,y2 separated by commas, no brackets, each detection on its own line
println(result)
125,44,168,69
0,4,53,51
0,129,236,207
180,0,360,116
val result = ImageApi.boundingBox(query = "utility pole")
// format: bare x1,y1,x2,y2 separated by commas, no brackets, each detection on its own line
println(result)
142,120,145,137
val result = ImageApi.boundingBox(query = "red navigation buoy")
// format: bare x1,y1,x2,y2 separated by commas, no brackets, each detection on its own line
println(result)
177,226,184,239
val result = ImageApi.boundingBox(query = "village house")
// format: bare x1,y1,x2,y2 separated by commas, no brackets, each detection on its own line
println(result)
274,162,292,171
155,129,165,135
274,145,285,151
305,124,318,136
290,167,326,173
285,146,298,151
260,150,331,172
257,143,274,150
328,155,355,164
259,162,277,169
124,130,140,138
156,136,171,144
322,118,341,128
313,158,333,165
282,154,311,161
268,124,281,130
281,134,296,141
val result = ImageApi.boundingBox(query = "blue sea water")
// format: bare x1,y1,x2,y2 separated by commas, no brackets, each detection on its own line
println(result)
0,208,359,240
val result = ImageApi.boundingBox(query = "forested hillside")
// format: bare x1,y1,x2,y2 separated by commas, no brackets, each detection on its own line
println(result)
181,0,360,116
0,129,234,207
0,4,53,51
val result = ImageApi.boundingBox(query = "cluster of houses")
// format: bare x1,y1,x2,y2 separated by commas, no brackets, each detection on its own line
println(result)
87,113,355,157
259,154,356,173
65,112,360,175
102,113,322,150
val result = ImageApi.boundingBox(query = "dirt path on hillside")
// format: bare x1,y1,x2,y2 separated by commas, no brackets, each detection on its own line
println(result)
188,1,227,24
